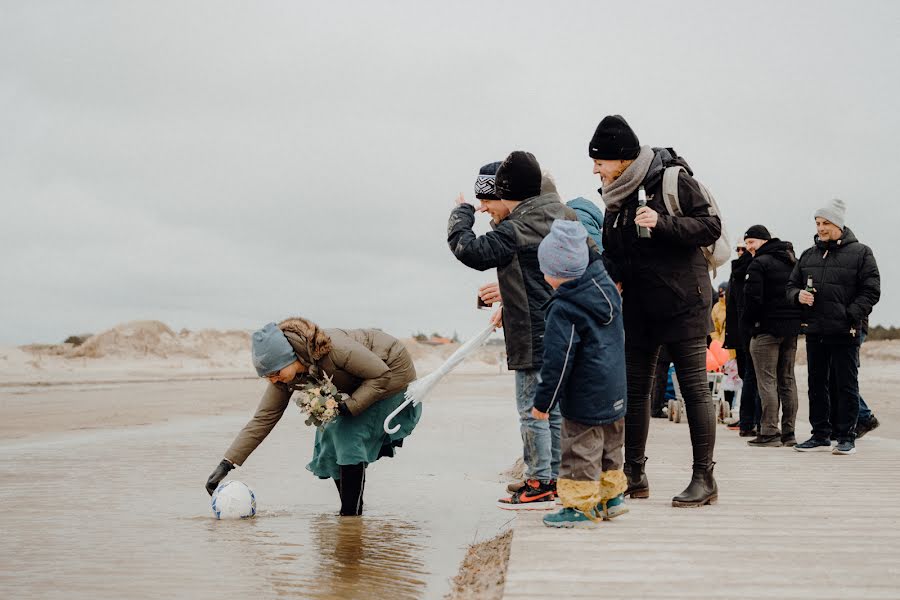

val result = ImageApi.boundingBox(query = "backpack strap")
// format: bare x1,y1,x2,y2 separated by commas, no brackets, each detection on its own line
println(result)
662,166,685,217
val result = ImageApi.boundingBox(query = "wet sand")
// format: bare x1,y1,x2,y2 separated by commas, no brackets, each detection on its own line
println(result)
0,372,519,599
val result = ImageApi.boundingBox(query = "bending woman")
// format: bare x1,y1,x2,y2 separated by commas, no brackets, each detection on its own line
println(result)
205,317,419,516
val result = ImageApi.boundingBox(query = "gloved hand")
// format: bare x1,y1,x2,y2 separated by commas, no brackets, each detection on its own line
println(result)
205,459,234,495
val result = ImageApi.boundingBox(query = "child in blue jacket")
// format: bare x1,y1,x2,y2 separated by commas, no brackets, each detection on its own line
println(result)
531,219,628,528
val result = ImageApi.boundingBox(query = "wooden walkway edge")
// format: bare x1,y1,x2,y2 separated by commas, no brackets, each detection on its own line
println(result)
503,418,900,599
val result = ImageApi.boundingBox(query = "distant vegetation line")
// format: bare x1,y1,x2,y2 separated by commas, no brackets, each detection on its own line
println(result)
866,325,900,341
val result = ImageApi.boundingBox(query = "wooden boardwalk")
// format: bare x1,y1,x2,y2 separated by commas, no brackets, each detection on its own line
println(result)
503,417,900,599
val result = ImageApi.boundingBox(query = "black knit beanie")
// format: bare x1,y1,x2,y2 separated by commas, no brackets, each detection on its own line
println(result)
474,161,502,200
744,224,772,241
495,151,542,201
589,115,641,160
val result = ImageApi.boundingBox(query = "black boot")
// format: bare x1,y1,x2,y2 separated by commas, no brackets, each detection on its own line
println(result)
672,463,717,507
624,458,650,499
338,463,366,516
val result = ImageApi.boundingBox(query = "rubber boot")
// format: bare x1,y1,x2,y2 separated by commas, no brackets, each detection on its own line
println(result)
672,463,717,507
338,463,366,516
623,458,650,499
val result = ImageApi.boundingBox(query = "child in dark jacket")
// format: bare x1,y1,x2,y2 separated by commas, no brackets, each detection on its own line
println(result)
531,219,628,529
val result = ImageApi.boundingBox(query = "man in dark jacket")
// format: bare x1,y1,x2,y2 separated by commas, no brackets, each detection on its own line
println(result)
787,199,880,455
591,115,721,508
530,220,627,526
723,242,761,435
448,152,587,505
741,226,802,447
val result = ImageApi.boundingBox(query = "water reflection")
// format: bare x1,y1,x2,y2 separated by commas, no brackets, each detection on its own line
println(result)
267,514,429,599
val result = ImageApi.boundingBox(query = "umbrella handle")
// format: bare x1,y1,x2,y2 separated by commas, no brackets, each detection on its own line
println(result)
383,394,414,434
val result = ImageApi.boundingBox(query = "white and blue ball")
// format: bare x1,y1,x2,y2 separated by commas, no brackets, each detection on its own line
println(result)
211,480,256,519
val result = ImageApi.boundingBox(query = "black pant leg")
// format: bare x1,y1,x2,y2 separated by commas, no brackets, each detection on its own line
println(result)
624,343,661,464
806,337,832,440
830,342,861,441
739,343,760,431
668,337,716,469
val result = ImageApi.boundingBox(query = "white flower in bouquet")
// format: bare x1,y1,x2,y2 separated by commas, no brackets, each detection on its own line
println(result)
293,373,347,428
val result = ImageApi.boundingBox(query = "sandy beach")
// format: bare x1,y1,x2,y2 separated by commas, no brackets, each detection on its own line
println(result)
2,323,899,599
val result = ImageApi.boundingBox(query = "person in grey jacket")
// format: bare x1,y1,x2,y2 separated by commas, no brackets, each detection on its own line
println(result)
448,151,590,507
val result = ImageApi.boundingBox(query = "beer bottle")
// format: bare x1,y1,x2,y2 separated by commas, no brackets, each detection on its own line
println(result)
636,187,651,239
805,276,815,294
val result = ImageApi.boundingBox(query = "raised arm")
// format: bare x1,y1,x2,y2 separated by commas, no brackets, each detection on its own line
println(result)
447,204,518,271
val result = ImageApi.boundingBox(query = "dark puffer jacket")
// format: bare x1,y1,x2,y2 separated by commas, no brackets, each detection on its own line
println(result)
723,250,753,350
601,149,721,345
448,193,590,370
742,239,802,338
787,227,880,339
531,258,626,425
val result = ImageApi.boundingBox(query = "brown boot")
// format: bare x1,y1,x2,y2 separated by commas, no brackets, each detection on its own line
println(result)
624,458,650,499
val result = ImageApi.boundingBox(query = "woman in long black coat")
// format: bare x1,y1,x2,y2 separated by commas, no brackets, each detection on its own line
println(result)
589,115,722,507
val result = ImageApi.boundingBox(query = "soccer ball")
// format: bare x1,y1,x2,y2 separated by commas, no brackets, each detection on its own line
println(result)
211,480,257,519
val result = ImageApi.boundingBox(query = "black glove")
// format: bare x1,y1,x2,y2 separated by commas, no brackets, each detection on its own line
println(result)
205,459,234,496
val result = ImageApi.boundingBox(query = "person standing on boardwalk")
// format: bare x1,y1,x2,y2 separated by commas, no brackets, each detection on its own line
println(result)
205,318,419,516
590,115,722,507
710,282,738,413
710,281,728,347
724,242,761,436
741,226,801,448
448,152,592,509
788,199,880,455
787,199,881,454
530,220,628,528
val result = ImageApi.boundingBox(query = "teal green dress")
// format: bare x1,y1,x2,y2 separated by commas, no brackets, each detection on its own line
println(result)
306,389,422,480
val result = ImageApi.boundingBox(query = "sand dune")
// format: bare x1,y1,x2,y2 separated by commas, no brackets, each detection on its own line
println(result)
1,321,506,385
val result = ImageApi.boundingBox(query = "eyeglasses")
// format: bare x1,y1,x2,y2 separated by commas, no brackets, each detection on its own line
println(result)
736,247,746,253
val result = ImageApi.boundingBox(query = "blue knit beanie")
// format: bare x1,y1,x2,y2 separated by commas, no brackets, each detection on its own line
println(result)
538,220,589,279
251,322,297,377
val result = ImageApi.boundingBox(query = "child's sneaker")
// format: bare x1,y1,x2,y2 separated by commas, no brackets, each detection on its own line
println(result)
600,494,629,520
497,479,556,510
543,507,601,529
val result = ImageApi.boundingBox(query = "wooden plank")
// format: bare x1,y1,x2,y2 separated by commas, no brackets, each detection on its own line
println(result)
502,415,900,599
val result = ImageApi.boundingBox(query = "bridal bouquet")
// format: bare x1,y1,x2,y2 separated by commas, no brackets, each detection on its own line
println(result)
294,373,348,428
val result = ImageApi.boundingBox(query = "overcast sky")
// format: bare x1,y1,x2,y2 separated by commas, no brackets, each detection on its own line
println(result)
1,0,897,345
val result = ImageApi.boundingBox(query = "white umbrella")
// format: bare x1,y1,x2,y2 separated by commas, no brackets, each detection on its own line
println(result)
383,323,497,434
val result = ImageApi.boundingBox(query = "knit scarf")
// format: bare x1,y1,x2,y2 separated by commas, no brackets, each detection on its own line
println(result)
599,145,654,211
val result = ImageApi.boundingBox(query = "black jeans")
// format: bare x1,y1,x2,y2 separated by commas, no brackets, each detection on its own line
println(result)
807,337,861,442
735,345,761,431
625,337,715,469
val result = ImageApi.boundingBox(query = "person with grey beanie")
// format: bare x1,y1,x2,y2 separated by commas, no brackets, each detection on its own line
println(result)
788,200,880,455
205,317,419,516
532,219,629,528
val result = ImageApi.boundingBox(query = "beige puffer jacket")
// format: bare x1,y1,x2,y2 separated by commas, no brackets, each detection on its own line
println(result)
224,318,416,466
